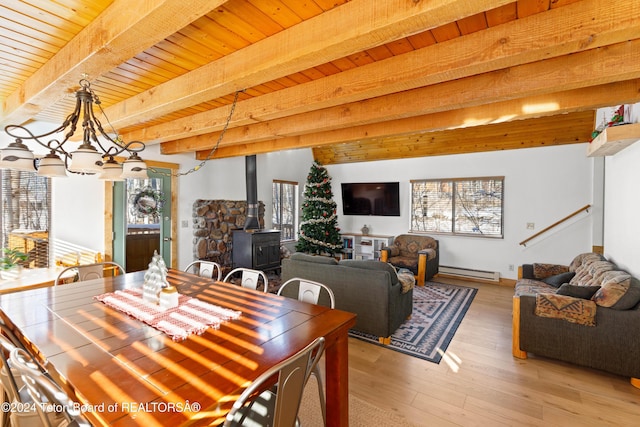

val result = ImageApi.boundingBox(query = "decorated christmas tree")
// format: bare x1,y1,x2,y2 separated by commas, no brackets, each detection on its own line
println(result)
296,161,343,256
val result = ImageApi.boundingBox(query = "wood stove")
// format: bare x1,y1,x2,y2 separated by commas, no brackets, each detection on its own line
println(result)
232,229,281,271
231,155,281,271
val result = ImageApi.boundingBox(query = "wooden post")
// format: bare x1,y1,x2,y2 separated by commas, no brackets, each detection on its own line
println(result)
417,253,427,287
512,296,528,359
378,336,391,345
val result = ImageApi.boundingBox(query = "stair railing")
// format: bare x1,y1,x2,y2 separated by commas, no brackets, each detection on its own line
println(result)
519,204,591,247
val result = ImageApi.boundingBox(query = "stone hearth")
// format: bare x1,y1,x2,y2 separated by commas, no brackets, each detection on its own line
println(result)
192,199,265,267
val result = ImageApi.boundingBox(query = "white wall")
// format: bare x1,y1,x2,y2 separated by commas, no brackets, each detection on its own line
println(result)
327,144,595,279
603,140,640,277
165,147,314,269
51,174,104,251
41,140,316,271
123,146,315,270
258,149,315,232
3,117,603,280
167,148,242,269
596,102,640,276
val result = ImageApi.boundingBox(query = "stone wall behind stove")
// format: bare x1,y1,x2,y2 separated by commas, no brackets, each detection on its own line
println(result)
192,199,265,267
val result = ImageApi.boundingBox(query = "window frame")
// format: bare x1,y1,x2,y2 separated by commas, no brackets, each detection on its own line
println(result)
410,176,504,238
272,179,298,242
0,169,52,269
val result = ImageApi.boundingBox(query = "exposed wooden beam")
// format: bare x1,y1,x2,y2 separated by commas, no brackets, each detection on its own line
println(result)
174,38,640,157
132,0,640,147
200,110,592,163
312,110,595,165
103,0,513,129
0,0,226,127
190,80,640,160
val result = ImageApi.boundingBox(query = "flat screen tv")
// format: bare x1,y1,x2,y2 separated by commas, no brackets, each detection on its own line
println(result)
341,182,400,216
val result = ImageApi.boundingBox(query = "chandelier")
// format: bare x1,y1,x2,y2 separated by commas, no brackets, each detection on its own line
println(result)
0,78,147,180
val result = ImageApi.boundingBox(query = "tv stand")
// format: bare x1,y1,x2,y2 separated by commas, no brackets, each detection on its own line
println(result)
340,233,394,261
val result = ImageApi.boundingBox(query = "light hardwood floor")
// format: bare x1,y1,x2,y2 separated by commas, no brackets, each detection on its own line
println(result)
346,277,640,426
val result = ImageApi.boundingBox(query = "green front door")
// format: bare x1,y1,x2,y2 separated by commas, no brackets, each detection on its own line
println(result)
112,168,172,271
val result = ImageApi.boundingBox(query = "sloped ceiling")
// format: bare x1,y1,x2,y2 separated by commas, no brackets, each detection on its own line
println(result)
1,0,639,165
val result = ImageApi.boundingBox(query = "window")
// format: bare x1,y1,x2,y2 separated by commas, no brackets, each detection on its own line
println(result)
272,180,298,241
410,176,504,237
0,170,51,268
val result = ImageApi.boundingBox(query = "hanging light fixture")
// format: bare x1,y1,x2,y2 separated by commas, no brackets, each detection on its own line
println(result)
1,78,147,179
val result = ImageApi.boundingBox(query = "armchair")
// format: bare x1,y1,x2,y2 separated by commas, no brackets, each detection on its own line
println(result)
381,234,439,286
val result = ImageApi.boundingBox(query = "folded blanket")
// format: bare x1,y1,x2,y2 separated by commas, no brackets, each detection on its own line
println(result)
396,268,415,294
534,293,596,326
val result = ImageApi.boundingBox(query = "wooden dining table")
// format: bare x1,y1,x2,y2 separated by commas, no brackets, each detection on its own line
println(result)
0,269,356,426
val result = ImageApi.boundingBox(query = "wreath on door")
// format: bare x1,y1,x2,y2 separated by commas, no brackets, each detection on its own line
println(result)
130,187,165,217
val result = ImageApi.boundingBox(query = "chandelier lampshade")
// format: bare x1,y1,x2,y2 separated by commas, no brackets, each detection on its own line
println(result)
37,152,67,177
121,153,149,179
1,78,147,179
99,156,124,181
69,144,105,174
0,140,36,171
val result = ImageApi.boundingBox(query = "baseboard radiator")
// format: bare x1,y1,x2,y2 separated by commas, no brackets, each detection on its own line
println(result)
439,265,500,282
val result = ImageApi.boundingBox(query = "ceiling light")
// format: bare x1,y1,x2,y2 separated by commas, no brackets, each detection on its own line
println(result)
1,78,147,179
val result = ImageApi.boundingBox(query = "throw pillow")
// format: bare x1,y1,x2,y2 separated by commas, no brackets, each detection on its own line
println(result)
611,277,640,310
533,263,569,280
591,274,633,308
556,283,600,299
542,271,576,288
592,276,640,310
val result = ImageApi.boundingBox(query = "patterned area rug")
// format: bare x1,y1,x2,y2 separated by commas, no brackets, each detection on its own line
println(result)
349,282,477,363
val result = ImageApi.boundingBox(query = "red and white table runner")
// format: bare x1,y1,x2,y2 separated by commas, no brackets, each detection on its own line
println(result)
95,288,241,341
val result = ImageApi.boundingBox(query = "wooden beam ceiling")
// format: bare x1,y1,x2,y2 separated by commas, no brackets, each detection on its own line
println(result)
192,81,640,161
312,111,595,164
0,0,225,126
139,0,640,148
2,0,640,165
104,0,513,131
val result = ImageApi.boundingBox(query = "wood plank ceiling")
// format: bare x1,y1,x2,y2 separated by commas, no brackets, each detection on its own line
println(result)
1,0,639,165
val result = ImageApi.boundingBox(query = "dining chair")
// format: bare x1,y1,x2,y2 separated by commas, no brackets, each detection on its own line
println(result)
277,278,335,425
277,277,336,308
223,267,269,293
54,261,125,286
10,348,92,427
0,335,23,421
223,336,326,427
0,324,49,405
184,260,222,281
0,336,70,427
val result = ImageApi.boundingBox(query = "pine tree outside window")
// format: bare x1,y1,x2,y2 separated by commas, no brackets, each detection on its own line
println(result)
272,180,298,241
410,176,504,238
0,170,51,269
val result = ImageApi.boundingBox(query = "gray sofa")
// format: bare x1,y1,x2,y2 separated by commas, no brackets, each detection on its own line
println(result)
281,253,413,341
512,252,640,387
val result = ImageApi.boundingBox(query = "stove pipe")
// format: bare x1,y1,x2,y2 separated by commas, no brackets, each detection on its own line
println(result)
243,155,260,230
